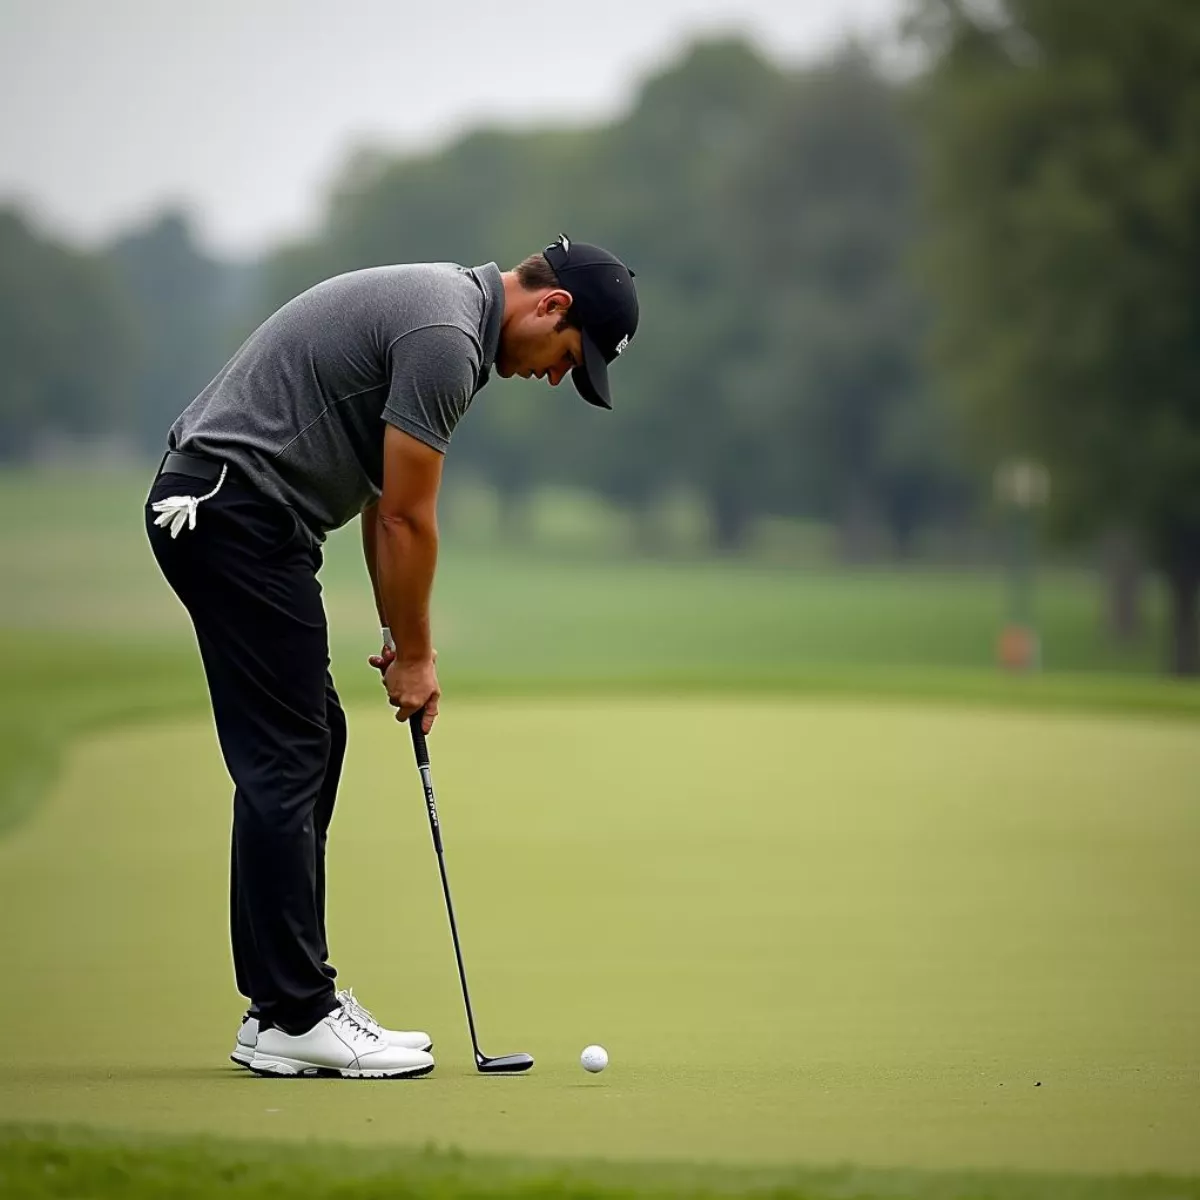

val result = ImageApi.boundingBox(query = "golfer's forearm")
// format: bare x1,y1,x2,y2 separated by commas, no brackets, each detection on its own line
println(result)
374,509,437,661
361,503,386,625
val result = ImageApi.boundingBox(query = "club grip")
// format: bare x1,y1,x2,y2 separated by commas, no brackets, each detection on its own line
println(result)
408,709,430,768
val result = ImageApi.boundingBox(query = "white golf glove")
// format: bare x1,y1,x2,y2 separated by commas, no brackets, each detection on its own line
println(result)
151,494,202,539
151,464,228,538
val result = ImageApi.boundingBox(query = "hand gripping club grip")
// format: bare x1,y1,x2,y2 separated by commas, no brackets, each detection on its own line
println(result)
408,709,430,769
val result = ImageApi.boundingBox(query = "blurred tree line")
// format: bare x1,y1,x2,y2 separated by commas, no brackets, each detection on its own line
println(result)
914,0,1200,671
263,39,964,561
0,206,249,459
1,2,1198,671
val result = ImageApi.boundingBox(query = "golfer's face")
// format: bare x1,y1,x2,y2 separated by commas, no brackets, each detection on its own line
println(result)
498,300,584,387
519,323,583,388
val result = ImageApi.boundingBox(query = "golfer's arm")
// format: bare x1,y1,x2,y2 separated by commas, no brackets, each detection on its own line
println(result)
361,502,389,626
373,424,443,662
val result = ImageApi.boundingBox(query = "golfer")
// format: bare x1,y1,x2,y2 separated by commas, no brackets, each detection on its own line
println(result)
144,235,639,1079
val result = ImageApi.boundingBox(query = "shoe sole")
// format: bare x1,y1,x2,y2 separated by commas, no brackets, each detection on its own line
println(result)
233,1041,431,1068
247,1055,434,1079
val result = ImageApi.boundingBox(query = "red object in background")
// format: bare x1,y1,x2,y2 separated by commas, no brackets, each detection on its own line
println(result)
997,624,1040,672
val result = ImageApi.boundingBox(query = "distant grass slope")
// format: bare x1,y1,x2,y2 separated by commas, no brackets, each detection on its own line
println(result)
0,464,1175,677
3,1126,1197,1200
1,468,1197,836
2,630,1198,837
0,636,201,836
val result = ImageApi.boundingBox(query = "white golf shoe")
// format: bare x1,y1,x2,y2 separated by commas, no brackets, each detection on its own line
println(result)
334,988,432,1052
230,1014,258,1067
231,988,432,1069
248,1004,434,1079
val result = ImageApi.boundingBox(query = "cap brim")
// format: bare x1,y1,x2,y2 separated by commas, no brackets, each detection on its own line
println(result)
572,329,612,409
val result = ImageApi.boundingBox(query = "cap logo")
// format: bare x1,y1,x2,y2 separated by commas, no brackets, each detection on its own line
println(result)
614,334,630,356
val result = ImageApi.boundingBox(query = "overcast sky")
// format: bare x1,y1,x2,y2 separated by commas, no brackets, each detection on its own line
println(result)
1,0,903,256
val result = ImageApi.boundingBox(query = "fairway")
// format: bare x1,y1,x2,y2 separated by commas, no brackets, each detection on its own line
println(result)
0,699,1196,1175
0,467,1173,681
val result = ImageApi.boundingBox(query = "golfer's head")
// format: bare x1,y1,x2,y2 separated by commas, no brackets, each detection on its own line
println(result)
497,235,638,408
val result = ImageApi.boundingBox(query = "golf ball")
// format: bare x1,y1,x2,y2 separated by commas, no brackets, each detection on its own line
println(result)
580,1044,608,1073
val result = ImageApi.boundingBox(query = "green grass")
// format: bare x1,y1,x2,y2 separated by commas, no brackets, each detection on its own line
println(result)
1,466,1198,1198
1,701,1197,1180
0,464,1177,679
3,628,1198,839
3,1126,1198,1200
0,635,204,836
1,464,1197,837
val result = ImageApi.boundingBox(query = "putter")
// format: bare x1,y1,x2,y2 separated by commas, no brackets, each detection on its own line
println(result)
409,711,534,1074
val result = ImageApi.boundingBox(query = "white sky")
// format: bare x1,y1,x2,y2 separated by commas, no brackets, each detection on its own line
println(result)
0,0,902,256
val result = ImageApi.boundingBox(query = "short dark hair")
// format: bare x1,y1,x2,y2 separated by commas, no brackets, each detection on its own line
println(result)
514,252,558,290
513,252,582,330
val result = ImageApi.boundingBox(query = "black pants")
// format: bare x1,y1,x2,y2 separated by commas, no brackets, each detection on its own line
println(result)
145,457,341,1035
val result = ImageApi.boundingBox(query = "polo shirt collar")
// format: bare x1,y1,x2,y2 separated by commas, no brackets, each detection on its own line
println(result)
472,262,504,385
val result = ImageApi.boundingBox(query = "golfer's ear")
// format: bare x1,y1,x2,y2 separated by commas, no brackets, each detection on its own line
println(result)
379,423,444,520
538,289,574,319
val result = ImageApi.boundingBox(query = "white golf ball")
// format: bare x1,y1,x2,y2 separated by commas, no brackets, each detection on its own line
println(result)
580,1044,608,1073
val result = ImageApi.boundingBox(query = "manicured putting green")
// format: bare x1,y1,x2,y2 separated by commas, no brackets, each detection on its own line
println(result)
0,699,1196,1175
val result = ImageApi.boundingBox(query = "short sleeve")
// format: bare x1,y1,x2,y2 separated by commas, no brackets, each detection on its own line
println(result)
382,325,480,453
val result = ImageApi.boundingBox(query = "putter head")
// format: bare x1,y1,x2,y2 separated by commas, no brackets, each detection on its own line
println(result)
476,1051,534,1074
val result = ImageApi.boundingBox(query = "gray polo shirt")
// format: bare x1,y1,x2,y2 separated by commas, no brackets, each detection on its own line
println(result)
169,261,504,542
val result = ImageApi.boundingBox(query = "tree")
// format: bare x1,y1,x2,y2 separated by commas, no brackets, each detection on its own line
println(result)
562,38,790,549
107,210,248,450
258,35,964,559
730,48,966,557
0,208,139,459
915,0,1200,673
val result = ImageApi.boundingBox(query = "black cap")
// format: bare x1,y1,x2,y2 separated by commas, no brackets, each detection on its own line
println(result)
542,234,639,409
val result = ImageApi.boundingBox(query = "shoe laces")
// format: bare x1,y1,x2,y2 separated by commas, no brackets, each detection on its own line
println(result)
336,988,382,1035
331,1002,382,1044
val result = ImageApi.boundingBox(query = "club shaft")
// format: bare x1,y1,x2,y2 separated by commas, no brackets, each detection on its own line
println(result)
433,837,482,1058
410,716,483,1061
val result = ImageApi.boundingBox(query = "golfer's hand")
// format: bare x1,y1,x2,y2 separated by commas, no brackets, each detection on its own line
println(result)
383,654,440,732
367,642,397,674
369,644,436,679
